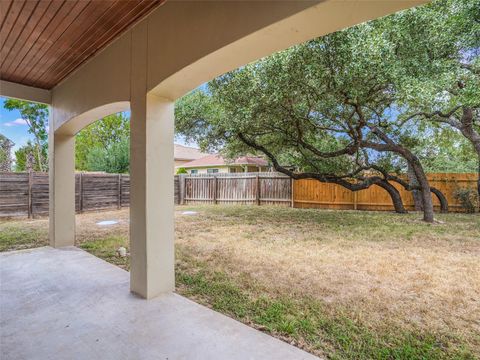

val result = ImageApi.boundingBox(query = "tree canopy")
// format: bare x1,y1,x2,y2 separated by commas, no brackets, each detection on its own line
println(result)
0,133,13,171
3,99,49,171
75,113,130,173
175,0,479,220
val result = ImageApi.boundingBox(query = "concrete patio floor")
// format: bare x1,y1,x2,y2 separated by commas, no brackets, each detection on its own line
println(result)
0,246,319,360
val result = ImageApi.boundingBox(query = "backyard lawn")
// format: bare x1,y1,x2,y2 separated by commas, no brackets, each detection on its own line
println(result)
1,206,479,359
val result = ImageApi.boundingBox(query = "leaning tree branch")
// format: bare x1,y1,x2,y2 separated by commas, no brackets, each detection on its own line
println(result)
368,165,448,213
399,106,463,127
237,132,407,213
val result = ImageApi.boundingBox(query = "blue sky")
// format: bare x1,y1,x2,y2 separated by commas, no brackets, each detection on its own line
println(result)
0,97,37,153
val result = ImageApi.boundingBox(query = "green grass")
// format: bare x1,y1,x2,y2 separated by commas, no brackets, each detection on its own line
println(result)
175,255,475,360
182,205,479,244
79,235,130,270
0,220,48,251
78,235,471,358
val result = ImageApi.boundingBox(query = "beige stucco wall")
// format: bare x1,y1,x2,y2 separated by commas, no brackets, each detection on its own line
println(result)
51,1,315,133
188,167,230,175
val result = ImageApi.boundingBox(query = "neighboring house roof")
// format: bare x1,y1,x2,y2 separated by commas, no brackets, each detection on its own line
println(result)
181,154,268,168
174,144,208,161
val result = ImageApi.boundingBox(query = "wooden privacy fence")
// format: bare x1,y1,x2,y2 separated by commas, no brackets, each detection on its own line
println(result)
0,172,181,217
293,173,477,212
0,172,476,217
0,172,130,217
181,173,292,206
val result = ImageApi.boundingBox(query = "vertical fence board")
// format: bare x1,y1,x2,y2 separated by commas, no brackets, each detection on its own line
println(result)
27,172,33,218
31,172,49,216
0,172,29,216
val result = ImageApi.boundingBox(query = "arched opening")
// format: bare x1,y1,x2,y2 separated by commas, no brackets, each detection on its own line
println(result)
49,103,130,249
55,102,130,136
71,110,131,269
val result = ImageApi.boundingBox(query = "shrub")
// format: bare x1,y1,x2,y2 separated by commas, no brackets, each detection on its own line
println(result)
86,138,130,173
453,188,479,213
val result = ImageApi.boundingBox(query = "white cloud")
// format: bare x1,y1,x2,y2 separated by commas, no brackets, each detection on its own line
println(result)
3,118,28,127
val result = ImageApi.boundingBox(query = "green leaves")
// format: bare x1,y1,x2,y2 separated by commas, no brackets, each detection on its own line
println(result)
174,0,479,177
3,99,49,144
3,99,49,171
75,113,130,171
14,141,48,172
85,138,130,174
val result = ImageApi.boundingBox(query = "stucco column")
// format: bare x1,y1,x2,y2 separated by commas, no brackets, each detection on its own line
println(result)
129,92,175,299
49,131,76,247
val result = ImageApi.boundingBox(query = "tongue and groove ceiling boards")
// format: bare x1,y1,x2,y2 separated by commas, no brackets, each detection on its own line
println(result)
0,0,165,90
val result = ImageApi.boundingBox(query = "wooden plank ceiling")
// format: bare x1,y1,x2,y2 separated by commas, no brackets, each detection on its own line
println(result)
0,0,165,90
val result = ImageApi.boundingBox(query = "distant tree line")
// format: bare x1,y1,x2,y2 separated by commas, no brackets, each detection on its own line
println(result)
75,113,130,174
0,133,14,171
3,99,49,172
2,100,130,174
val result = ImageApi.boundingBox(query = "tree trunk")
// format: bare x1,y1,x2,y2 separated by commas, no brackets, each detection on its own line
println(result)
410,158,434,222
407,163,423,211
386,175,448,214
430,187,448,213
457,107,480,212
363,126,435,222
478,157,480,212
377,180,407,213
34,141,44,172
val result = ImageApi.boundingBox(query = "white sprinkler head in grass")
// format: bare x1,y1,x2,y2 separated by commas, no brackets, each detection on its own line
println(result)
96,220,119,226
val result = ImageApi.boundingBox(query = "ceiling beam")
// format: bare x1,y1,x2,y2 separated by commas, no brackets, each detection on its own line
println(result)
0,80,52,104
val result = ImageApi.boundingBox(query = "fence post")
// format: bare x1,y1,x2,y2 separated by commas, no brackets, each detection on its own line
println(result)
180,174,186,205
213,175,218,204
79,172,83,213
353,190,358,210
290,177,294,208
256,174,260,205
118,174,122,209
27,171,33,218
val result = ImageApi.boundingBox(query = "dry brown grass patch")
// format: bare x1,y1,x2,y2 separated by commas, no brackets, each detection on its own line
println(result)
175,206,480,352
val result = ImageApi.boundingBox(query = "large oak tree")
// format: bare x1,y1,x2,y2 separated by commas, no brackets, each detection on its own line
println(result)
175,0,476,222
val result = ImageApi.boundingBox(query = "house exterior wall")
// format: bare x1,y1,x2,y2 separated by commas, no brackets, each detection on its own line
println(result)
247,166,261,172
186,165,271,174
175,159,191,172
188,167,230,175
